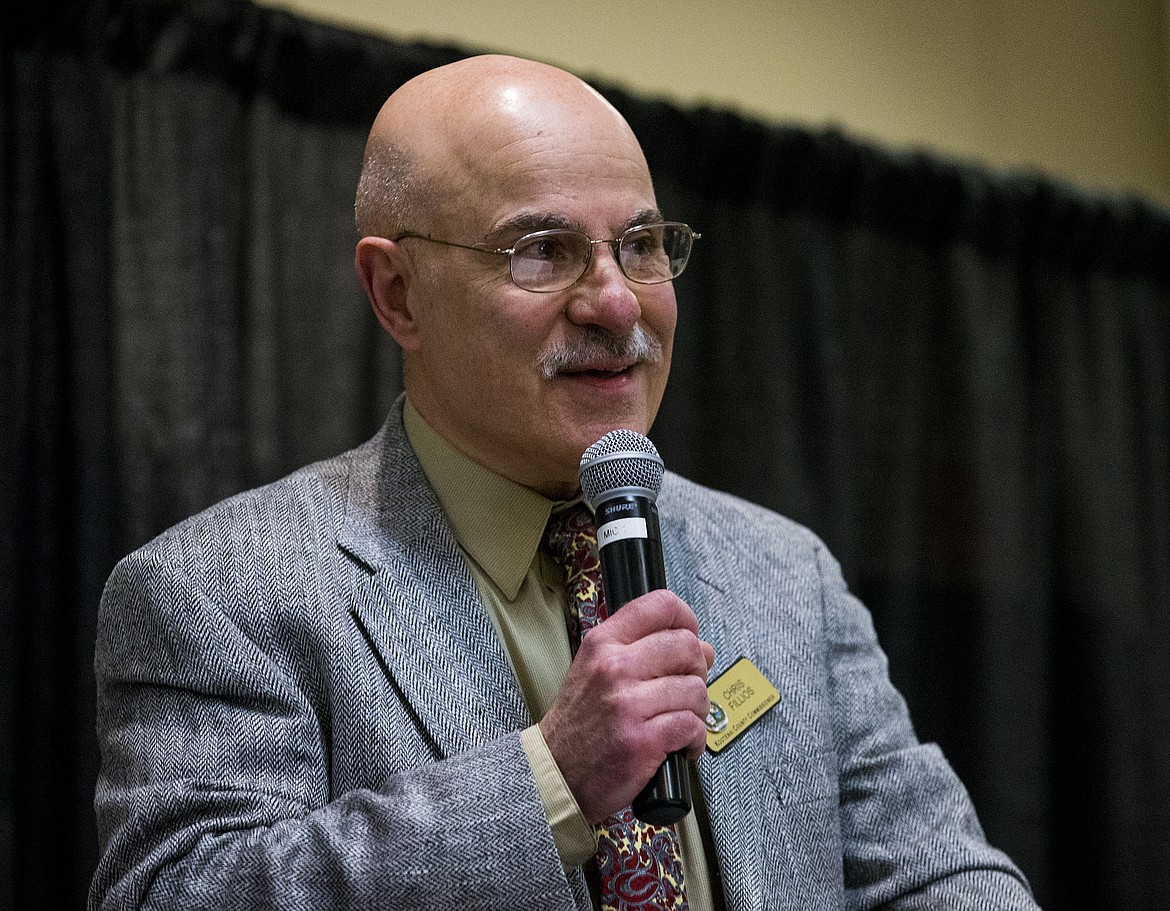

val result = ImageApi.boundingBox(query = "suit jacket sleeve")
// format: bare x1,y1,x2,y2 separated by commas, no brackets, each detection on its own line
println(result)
89,448,586,911
814,541,1039,910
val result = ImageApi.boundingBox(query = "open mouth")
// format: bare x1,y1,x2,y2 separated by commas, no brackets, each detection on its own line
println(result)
558,358,637,380
568,365,632,379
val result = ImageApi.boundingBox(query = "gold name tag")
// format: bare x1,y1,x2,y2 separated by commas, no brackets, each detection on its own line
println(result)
705,657,781,754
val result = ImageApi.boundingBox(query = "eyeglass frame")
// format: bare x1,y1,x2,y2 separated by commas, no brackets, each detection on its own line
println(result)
391,221,700,293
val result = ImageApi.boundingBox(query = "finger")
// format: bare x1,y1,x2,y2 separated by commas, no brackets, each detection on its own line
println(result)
622,674,712,728
627,628,711,680
593,589,700,644
578,627,709,684
639,707,710,765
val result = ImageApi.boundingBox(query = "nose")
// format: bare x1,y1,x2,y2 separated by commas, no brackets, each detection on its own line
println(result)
564,242,641,335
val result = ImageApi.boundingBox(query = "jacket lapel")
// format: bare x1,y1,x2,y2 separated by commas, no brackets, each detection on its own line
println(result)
664,512,767,911
336,407,530,760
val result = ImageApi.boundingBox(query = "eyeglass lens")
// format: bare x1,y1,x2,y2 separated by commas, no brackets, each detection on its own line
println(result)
509,223,693,291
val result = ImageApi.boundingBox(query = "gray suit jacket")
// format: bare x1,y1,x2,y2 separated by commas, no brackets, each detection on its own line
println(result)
91,400,1038,910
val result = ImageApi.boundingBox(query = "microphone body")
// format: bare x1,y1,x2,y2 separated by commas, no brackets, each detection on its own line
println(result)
580,431,693,827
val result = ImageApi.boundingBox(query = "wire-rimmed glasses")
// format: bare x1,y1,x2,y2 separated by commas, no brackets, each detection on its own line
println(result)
393,222,700,292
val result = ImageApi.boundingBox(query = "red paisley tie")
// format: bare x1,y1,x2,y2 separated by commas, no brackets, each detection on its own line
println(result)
544,504,690,911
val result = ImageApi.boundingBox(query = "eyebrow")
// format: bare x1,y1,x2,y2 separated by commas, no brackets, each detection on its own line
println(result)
487,213,581,243
485,208,666,246
623,209,666,231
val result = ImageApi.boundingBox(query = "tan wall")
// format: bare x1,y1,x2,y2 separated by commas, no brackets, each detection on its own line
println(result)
256,0,1170,202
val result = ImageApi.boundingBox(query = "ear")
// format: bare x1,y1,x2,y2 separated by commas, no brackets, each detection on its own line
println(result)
355,236,422,351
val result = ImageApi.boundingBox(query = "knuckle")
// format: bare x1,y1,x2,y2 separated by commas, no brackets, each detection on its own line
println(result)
669,711,706,750
666,626,694,649
574,631,601,661
648,588,685,617
666,629,706,672
594,649,629,685
623,724,663,768
685,633,706,667
682,676,710,710
608,688,639,724
645,588,676,607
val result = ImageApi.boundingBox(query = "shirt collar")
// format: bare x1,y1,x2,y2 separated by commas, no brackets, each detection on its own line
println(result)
403,399,572,600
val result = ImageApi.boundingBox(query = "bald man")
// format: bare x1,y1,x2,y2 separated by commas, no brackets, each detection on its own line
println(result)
91,56,1040,910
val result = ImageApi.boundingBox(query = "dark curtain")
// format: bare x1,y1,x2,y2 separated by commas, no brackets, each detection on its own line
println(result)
3,0,1167,908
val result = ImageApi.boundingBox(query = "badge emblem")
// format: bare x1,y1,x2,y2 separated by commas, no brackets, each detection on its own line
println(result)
705,700,729,733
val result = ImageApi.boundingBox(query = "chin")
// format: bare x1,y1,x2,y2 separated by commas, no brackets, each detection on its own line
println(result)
537,405,657,484
574,421,639,455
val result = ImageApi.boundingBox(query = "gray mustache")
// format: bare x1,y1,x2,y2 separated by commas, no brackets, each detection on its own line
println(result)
538,326,664,379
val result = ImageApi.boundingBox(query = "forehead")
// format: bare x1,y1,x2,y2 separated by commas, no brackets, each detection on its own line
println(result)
438,98,659,237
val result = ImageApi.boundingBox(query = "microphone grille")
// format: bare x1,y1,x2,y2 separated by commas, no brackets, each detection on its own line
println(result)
579,429,665,507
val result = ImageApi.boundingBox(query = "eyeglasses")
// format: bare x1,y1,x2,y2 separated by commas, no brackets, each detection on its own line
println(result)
393,222,700,293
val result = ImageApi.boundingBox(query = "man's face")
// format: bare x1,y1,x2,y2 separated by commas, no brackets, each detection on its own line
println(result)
400,95,677,498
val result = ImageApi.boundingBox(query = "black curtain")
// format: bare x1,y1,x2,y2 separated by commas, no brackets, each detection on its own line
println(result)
3,0,1168,908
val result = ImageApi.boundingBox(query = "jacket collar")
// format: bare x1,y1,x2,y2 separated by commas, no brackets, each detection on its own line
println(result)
336,397,531,758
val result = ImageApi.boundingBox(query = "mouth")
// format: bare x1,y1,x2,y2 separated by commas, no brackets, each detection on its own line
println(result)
537,326,663,381
556,359,638,380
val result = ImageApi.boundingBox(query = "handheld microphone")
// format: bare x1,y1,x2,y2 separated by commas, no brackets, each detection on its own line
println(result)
579,429,692,827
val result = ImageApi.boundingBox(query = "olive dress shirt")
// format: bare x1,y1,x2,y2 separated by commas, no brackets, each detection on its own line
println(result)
404,401,718,910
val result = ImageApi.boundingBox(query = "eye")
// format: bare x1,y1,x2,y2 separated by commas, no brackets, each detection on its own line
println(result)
622,226,665,258
515,231,578,262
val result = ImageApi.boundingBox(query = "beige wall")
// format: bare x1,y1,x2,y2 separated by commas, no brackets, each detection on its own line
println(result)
256,0,1170,202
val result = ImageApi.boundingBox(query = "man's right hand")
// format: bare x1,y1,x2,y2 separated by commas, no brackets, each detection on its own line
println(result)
539,589,715,824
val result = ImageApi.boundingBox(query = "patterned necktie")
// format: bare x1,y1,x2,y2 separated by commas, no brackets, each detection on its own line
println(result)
545,504,690,911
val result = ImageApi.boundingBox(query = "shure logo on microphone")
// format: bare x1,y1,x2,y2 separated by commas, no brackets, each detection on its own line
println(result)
609,502,637,514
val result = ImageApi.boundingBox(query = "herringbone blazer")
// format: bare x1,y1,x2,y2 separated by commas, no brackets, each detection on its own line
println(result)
91,399,1038,910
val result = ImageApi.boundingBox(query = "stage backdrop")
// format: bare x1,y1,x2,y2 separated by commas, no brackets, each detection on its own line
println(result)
3,0,1168,908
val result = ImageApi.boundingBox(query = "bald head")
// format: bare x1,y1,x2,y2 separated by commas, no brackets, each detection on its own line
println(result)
354,55,649,240
353,55,675,496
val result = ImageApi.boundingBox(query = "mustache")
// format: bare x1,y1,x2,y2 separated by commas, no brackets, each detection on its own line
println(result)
537,325,664,379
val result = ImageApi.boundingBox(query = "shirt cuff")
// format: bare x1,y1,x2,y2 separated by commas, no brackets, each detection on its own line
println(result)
520,724,598,868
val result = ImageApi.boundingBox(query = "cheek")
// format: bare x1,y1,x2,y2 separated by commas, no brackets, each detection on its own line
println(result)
440,302,554,388
423,276,514,350
644,288,678,350
476,293,564,356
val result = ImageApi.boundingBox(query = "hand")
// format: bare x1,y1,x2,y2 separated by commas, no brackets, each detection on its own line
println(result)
539,589,715,824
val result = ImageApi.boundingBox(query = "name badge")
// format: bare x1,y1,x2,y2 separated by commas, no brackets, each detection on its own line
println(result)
705,657,781,754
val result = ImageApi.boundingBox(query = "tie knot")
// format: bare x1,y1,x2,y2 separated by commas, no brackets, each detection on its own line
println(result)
543,503,599,583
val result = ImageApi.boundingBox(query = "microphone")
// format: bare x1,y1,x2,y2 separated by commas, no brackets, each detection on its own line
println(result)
579,429,692,827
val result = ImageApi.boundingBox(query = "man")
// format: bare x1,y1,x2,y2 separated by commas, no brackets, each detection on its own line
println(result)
90,55,1039,910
